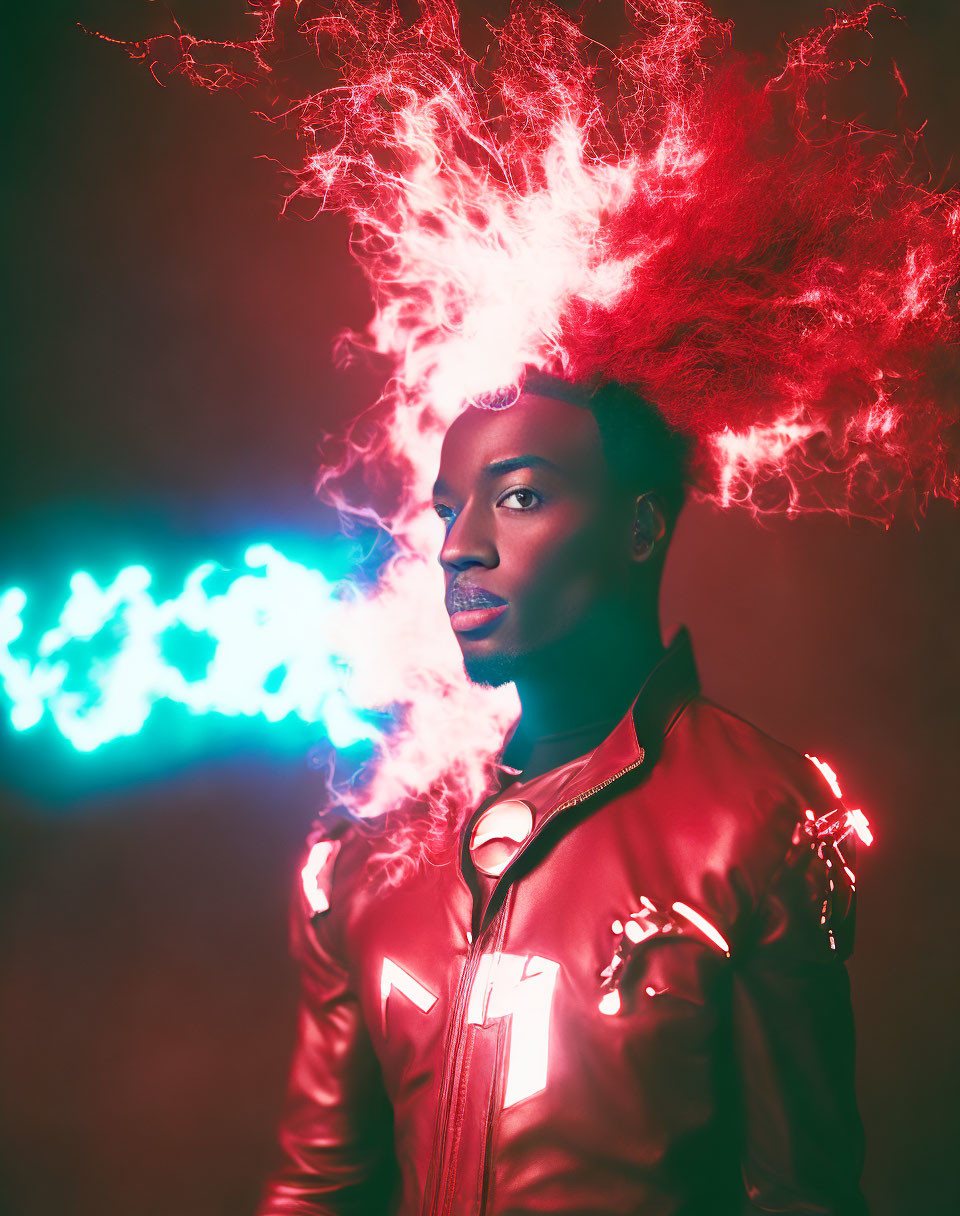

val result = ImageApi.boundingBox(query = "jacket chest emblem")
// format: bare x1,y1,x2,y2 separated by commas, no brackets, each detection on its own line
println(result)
380,951,560,1108
466,952,560,1107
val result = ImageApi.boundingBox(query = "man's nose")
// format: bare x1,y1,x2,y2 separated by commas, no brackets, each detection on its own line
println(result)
438,503,498,572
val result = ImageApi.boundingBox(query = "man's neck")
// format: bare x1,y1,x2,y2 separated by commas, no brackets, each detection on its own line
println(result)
512,618,666,749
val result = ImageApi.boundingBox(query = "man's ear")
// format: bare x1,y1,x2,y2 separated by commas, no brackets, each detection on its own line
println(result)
631,492,668,562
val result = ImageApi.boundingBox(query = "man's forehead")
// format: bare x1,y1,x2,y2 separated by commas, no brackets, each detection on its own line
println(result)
436,392,603,483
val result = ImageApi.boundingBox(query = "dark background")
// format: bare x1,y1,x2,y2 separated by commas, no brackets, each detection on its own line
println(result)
2,2,958,1213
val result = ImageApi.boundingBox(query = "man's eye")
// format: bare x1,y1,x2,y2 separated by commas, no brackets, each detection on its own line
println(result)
433,503,454,522
497,486,541,511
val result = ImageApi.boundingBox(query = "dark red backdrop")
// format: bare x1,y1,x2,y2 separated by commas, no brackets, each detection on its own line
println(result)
2,3,958,1214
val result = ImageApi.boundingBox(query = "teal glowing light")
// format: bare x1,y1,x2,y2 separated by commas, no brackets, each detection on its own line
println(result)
0,545,378,752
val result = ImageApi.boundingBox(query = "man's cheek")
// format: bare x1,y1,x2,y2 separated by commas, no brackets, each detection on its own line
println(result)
506,526,606,635
528,570,604,641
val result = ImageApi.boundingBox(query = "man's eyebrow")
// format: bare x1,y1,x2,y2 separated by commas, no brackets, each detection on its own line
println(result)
432,455,559,500
483,454,560,478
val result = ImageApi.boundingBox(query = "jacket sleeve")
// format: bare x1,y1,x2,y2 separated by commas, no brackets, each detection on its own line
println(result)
255,840,396,1216
732,815,867,1215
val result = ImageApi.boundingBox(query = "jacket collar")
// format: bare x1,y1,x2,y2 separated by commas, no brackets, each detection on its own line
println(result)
463,628,700,936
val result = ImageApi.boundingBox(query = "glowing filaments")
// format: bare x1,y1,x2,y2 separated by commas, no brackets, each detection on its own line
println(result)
713,414,819,511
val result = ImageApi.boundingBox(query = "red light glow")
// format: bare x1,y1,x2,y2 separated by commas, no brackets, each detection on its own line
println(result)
847,807,875,846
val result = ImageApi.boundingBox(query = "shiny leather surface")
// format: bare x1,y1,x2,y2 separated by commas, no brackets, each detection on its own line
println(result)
257,634,866,1215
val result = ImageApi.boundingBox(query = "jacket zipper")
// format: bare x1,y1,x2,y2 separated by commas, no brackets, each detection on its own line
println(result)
476,1014,507,1216
550,748,646,817
421,901,507,1216
435,897,511,1216
425,748,646,1215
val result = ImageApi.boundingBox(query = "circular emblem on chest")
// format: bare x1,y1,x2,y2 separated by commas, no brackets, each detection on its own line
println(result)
469,798,535,878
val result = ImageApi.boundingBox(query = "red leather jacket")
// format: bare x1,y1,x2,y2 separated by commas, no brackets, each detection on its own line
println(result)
257,632,867,1215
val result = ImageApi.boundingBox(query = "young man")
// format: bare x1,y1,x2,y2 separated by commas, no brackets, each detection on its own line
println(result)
257,374,866,1215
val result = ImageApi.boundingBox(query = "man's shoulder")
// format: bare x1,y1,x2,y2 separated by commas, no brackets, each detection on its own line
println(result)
651,694,846,892
297,807,393,927
669,693,837,811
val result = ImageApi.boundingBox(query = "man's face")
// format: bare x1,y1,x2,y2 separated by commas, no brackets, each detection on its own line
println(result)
432,392,633,686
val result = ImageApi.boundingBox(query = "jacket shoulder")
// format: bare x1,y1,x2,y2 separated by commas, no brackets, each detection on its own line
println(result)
669,694,842,815
682,698,866,957
656,696,856,916
294,809,392,965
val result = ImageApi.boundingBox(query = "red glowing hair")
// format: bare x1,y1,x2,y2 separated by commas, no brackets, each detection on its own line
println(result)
101,2,958,862
102,0,960,521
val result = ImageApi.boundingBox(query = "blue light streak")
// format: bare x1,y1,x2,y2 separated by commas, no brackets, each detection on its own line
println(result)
0,544,378,753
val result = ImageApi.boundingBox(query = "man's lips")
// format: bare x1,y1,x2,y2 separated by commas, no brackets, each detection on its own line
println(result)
445,583,508,634
449,603,508,634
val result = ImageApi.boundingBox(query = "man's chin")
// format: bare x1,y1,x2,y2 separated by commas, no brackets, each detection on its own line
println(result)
462,648,521,689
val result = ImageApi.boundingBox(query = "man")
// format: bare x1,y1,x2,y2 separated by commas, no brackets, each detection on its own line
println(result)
257,373,866,1215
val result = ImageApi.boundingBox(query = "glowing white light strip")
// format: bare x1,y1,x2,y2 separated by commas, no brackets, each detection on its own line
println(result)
846,807,874,846
380,957,438,1035
805,753,843,799
300,839,341,915
671,902,731,956
467,952,560,1108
